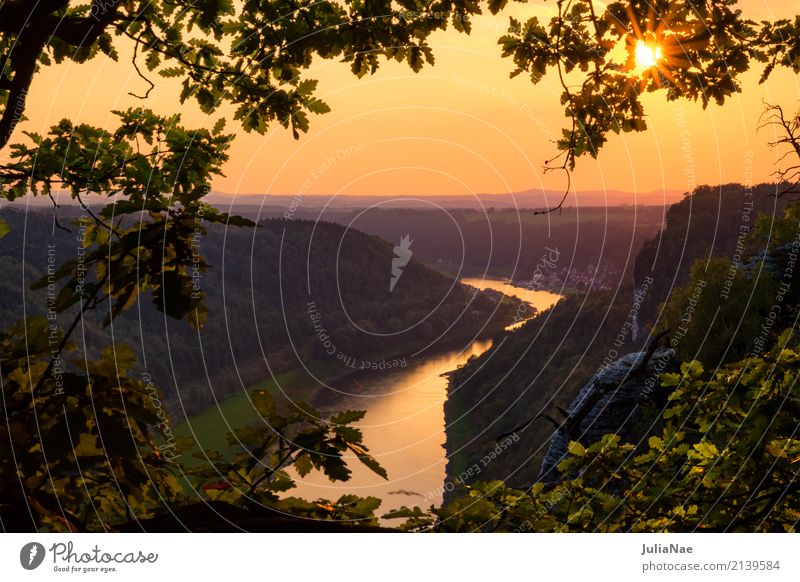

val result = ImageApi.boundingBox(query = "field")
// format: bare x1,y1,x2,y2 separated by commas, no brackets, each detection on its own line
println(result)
173,369,321,466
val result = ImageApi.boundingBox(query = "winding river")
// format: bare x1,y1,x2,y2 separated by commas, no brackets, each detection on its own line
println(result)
288,278,561,517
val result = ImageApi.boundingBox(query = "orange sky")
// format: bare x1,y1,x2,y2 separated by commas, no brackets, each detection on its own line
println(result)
8,0,800,201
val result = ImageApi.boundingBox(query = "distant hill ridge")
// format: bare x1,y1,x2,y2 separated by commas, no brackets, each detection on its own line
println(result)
6,187,684,211
207,188,684,209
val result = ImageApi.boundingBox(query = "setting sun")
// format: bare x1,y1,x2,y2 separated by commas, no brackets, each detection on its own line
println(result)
634,40,663,70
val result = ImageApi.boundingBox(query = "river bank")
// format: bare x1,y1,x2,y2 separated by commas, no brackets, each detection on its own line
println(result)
174,278,560,517
173,281,523,463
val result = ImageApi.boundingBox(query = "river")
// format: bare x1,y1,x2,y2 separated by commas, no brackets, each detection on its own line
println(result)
287,278,561,518
461,277,561,330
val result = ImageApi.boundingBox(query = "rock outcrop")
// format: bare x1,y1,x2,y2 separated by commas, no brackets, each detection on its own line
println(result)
538,348,675,482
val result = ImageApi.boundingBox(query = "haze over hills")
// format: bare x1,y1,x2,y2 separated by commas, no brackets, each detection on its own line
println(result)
206,188,685,211
7,187,684,212
3,190,670,294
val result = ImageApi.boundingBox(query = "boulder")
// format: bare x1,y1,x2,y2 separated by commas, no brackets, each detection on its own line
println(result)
538,348,675,482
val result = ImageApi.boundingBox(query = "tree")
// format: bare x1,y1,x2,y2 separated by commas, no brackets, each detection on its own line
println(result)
0,0,506,532
657,257,778,366
500,0,800,174
0,0,511,149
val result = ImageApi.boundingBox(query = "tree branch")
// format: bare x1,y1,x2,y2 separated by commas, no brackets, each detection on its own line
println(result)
128,38,155,100
0,30,47,150
759,102,800,196
0,0,70,33
0,2,126,149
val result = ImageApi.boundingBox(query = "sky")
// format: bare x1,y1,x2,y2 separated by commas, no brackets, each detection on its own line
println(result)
9,0,800,203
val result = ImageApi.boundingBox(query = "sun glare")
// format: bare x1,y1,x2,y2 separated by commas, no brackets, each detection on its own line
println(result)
634,40,662,70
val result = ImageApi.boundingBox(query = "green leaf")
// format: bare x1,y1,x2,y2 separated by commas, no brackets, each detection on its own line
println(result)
159,67,184,78
660,372,681,387
306,98,331,115
684,360,704,377
145,50,161,71
296,79,318,97
294,454,313,478
252,390,276,418
354,452,388,480
73,433,103,458
693,442,718,459
567,441,586,457
212,117,226,135
648,436,664,451
488,0,508,14
383,506,426,520
334,425,363,443
330,410,366,425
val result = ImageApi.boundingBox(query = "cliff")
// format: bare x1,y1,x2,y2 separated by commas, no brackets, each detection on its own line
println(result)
538,348,676,483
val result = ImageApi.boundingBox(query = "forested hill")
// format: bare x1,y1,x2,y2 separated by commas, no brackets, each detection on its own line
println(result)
445,289,638,489
0,208,514,418
634,183,788,327
250,205,666,292
444,182,789,491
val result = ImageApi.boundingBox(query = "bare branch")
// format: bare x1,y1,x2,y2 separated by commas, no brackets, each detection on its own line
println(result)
495,413,560,442
47,192,73,234
128,39,155,100
759,103,800,196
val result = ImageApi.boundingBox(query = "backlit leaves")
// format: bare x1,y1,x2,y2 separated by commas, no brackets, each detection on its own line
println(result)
497,0,791,168
187,389,387,520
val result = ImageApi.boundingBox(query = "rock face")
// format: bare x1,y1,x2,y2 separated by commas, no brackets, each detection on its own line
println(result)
538,348,675,482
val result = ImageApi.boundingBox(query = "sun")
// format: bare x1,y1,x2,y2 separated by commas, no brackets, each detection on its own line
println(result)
634,40,663,70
